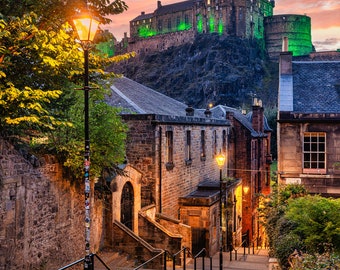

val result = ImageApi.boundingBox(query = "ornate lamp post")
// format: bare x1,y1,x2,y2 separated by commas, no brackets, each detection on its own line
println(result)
73,13,99,270
215,153,226,270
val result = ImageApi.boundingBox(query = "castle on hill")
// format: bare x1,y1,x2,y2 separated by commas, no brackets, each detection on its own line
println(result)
116,0,314,60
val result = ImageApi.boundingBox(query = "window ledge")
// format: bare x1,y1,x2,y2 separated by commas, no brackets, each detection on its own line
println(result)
185,159,192,166
303,169,326,174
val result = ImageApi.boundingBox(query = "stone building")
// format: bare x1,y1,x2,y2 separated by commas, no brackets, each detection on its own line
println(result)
277,48,340,197
210,101,272,247
105,77,272,257
115,0,314,60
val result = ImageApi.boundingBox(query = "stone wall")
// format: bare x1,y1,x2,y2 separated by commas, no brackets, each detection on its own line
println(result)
127,30,195,55
0,138,104,269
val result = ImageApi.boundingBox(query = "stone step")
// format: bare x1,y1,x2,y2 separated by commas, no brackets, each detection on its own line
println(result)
94,250,135,270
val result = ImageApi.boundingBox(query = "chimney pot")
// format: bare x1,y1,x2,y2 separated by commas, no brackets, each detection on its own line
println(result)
282,36,288,52
185,105,195,116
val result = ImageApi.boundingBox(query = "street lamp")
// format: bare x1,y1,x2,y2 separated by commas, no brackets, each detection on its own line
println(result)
215,152,226,270
73,12,99,270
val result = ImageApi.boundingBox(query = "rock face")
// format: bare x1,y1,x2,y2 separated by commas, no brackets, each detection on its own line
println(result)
111,34,278,109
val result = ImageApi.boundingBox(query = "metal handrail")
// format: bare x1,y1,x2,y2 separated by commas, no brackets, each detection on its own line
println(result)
58,253,111,270
232,239,248,261
93,253,111,269
251,235,259,254
193,248,212,270
133,250,165,270
171,247,189,270
58,257,85,270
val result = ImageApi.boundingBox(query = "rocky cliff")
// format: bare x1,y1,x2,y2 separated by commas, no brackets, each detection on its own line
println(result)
110,34,279,109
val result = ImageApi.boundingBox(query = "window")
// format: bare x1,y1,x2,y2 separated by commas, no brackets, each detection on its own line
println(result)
212,130,217,158
200,130,206,160
165,130,174,170
185,14,189,25
185,130,192,165
168,19,172,31
222,130,227,154
303,132,326,173
166,131,173,164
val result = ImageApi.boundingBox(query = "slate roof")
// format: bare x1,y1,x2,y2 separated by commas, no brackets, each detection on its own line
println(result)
292,61,340,113
154,0,195,16
107,77,190,116
208,105,270,137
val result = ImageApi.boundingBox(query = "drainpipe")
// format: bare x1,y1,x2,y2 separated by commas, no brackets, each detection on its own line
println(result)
159,126,162,213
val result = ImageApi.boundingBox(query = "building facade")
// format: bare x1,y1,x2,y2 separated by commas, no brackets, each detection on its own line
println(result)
106,77,272,256
277,50,340,197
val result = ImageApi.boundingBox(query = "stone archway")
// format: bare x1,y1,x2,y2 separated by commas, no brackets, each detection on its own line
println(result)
121,182,134,230
112,165,142,234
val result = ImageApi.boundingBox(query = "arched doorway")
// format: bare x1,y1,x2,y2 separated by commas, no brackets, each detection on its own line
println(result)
121,182,134,230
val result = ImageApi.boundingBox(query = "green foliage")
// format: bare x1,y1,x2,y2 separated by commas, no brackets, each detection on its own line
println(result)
0,6,135,182
262,184,340,269
289,248,340,270
0,13,75,133
286,196,340,254
53,92,128,180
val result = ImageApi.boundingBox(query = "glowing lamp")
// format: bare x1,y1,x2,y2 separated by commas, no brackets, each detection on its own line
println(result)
73,15,99,42
243,186,249,194
215,153,226,168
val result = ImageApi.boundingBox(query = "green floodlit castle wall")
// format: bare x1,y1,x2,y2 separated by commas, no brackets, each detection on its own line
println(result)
121,1,315,61
264,14,313,59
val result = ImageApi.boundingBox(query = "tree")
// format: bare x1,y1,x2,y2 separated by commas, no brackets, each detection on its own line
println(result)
261,184,307,269
0,6,134,181
261,184,340,270
286,195,340,254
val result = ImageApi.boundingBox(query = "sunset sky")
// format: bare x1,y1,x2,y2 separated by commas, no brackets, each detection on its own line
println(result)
104,0,340,51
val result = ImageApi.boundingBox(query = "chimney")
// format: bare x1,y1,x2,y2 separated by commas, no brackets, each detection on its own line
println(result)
225,111,234,122
157,1,162,8
252,98,264,133
204,108,212,118
282,36,288,52
278,41,293,112
185,105,195,116
141,11,145,15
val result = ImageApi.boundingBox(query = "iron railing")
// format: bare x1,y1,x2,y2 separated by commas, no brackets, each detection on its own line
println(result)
58,253,111,270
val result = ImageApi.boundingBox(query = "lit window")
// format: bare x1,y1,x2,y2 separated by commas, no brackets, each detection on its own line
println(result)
303,132,326,173
201,130,206,160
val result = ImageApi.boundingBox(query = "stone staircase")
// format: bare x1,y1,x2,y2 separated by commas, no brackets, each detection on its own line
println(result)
94,250,136,270
92,248,270,270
